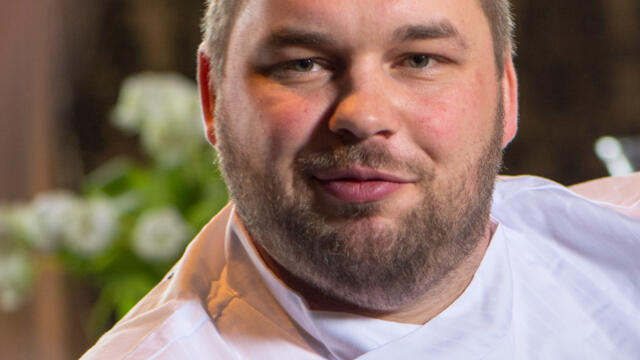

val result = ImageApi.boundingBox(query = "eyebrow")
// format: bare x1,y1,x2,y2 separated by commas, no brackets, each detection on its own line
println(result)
261,20,466,51
264,28,338,49
392,21,467,48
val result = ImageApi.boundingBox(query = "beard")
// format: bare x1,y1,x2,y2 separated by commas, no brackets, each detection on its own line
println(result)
215,96,505,312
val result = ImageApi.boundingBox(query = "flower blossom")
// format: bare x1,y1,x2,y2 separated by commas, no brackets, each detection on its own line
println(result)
12,191,78,253
132,207,191,262
111,72,206,168
62,198,118,257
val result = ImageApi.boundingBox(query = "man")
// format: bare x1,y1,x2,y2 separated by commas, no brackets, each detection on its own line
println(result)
83,0,640,358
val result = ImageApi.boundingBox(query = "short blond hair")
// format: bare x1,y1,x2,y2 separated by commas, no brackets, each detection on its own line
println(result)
201,0,242,80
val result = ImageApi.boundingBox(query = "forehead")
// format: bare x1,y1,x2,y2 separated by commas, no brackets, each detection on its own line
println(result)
230,0,490,48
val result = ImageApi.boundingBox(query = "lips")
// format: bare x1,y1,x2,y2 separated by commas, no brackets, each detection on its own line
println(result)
313,167,413,203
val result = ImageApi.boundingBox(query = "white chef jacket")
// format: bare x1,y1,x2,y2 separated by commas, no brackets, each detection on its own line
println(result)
81,174,640,360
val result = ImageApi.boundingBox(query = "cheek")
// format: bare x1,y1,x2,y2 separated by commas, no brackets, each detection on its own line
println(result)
404,78,495,160
249,86,328,160
268,102,313,148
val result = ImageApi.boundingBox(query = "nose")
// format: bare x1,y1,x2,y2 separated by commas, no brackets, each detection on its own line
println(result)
329,71,400,141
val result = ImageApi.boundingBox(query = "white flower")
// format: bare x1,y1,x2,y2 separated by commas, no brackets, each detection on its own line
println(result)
111,72,206,167
132,207,191,262
0,251,33,312
13,191,78,252
63,198,118,257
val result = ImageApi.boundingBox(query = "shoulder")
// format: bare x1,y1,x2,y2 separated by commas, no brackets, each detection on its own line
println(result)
489,175,640,353
491,174,640,278
569,172,640,217
81,299,239,360
81,204,238,360
493,173,640,219
491,175,640,305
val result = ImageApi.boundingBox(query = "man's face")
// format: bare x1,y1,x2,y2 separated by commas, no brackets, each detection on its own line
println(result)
206,0,517,311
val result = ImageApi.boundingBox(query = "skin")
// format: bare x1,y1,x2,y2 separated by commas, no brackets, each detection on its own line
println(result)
198,0,518,324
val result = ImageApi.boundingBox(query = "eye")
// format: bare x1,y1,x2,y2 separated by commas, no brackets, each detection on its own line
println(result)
265,57,333,84
291,59,316,72
278,58,324,74
406,54,433,68
266,58,327,77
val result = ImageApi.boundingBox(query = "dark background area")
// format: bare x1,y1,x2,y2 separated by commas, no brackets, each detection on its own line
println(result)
510,0,640,183
0,1,639,359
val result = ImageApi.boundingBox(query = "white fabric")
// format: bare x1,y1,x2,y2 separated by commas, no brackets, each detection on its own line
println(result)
81,174,640,360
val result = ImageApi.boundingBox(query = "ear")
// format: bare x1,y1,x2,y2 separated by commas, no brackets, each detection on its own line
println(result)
500,53,518,148
198,47,217,146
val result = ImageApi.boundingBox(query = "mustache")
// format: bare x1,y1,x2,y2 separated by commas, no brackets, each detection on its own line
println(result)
295,143,429,178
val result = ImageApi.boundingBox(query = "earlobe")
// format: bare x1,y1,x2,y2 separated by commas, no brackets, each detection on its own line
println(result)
500,53,519,148
198,47,217,146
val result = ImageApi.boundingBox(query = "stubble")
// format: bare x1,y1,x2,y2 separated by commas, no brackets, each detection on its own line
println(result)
215,93,504,312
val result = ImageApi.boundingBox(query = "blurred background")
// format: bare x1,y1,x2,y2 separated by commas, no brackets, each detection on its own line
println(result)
0,0,638,359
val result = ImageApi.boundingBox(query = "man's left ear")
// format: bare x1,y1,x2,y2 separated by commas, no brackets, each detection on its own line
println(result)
500,53,518,148
198,46,217,146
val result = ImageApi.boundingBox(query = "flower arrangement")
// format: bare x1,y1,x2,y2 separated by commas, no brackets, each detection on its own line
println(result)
0,72,228,336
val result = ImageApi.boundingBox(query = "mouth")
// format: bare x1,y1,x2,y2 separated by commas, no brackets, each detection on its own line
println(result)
312,166,414,203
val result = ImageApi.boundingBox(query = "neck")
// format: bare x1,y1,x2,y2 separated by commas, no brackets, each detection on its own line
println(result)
376,224,493,324
254,222,494,325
